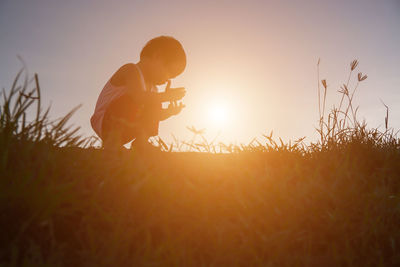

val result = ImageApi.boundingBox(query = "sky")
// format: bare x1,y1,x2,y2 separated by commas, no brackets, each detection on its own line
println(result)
1,0,399,147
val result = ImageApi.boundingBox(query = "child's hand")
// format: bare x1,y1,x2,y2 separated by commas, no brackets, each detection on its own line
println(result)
162,80,186,101
167,101,185,116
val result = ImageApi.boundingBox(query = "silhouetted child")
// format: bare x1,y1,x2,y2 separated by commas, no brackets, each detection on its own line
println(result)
91,36,186,151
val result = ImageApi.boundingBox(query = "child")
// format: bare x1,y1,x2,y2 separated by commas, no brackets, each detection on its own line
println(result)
90,36,186,150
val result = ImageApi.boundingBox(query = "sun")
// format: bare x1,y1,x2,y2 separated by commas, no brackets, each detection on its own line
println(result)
208,102,230,125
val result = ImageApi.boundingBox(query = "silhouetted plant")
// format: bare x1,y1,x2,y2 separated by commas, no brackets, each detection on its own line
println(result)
315,59,399,151
0,67,97,150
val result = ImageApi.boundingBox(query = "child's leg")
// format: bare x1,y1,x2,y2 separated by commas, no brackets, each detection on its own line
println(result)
140,101,161,137
101,97,160,151
102,126,126,150
129,128,149,150
130,109,160,151
101,95,139,148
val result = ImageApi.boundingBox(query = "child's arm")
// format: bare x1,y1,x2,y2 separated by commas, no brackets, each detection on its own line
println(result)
122,65,185,104
119,64,156,104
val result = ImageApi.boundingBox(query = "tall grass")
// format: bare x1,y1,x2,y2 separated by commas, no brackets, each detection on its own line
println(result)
315,59,398,151
1,61,400,266
0,68,95,149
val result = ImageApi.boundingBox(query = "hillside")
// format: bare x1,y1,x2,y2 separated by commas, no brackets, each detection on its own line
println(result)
1,64,400,266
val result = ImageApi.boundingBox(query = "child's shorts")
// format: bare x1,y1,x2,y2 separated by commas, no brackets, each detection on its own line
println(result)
101,94,160,145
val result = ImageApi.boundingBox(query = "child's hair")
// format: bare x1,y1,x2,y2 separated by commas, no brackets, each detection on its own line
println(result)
140,36,186,77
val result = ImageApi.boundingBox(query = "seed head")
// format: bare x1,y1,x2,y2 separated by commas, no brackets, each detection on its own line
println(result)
350,60,358,71
186,125,206,135
358,72,367,81
321,79,327,89
338,84,349,95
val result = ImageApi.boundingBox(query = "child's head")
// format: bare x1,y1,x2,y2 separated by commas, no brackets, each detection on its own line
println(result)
140,36,186,85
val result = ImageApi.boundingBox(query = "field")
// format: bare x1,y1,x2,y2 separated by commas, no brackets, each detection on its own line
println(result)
1,61,400,266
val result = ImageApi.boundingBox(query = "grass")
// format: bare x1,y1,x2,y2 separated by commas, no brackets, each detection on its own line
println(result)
1,60,400,266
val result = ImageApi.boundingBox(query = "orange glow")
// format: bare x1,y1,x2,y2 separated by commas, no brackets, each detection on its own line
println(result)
207,101,230,126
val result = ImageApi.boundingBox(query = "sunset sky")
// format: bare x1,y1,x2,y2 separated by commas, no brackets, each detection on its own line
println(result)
1,0,399,146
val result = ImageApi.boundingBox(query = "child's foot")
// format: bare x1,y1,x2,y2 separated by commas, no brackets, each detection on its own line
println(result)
130,139,161,154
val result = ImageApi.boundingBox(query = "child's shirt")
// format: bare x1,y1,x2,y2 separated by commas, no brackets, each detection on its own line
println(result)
90,64,157,139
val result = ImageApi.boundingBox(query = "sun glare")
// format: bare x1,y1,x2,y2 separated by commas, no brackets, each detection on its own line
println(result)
208,102,230,125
